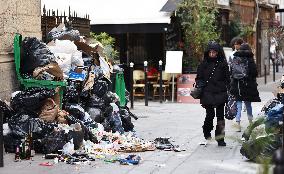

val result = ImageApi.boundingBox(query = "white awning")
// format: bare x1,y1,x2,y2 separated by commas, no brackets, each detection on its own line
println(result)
41,0,172,25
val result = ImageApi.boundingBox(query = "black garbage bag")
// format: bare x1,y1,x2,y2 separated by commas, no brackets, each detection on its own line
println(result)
64,104,85,121
8,110,56,139
103,105,113,118
109,111,124,134
102,118,111,132
3,133,23,153
68,129,84,150
92,80,109,98
84,94,105,109
65,115,97,143
102,91,118,105
240,134,282,162
0,99,15,123
8,111,41,138
63,84,79,104
86,107,104,123
10,88,56,112
41,130,69,154
120,108,134,132
21,37,56,74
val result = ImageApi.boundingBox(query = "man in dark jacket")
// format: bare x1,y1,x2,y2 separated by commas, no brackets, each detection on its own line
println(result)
230,43,261,132
196,41,230,146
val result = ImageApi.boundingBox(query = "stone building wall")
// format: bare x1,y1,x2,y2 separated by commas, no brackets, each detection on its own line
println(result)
0,0,41,100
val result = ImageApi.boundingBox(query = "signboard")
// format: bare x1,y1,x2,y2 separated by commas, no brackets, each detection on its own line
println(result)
177,74,199,103
223,47,233,63
217,0,229,6
165,51,183,74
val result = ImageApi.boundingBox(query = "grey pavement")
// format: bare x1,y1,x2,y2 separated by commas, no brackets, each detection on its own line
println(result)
1,66,284,174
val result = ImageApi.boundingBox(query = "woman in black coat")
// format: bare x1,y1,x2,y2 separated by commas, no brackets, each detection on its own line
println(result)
196,41,230,146
230,43,261,131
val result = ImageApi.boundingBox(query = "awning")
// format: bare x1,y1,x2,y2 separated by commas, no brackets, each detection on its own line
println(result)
160,0,182,12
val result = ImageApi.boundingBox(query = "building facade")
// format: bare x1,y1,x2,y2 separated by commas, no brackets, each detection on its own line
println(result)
0,0,42,100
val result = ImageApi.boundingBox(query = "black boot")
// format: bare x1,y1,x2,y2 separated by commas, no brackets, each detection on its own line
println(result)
215,120,226,146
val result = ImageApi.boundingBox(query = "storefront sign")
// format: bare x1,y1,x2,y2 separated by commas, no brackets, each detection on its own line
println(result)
217,0,229,6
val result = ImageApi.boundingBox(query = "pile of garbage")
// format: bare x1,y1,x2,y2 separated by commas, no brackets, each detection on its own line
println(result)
0,24,152,164
240,79,284,162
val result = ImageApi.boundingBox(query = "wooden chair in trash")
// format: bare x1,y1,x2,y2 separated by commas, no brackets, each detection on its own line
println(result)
133,70,145,98
152,71,171,100
14,34,67,108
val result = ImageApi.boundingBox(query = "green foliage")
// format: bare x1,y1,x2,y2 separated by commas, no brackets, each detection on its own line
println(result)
229,20,242,39
240,25,254,38
90,32,119,60
177,0,220,70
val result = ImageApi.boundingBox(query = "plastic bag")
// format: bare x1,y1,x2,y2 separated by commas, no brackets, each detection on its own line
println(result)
120,108,134,132
85,94,105,109
8,111,42,138
64,104,86,121
10,88,56,112
21,37,56,74
225,94,237,120
0,99,15,123
86,107,103,123
92,80,109,98
3,133,22,153
41,130,69,154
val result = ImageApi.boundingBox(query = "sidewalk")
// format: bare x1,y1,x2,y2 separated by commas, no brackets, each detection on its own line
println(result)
0,66,283,174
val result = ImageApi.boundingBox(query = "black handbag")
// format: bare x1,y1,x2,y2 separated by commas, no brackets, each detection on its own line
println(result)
190,61,219,99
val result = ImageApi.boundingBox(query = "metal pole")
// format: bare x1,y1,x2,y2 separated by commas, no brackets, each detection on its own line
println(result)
144,61,148,106
171,74,175,103
273,60,276,82
0,110,3,167
264,65,267,84
159,60,163,103
130,62,134,109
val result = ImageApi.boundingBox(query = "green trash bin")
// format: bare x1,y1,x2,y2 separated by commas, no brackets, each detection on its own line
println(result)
115,72,126,106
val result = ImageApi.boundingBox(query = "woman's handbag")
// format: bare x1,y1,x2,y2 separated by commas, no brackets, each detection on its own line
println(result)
190,81,205,99
225,94,237,120
190,61,219,99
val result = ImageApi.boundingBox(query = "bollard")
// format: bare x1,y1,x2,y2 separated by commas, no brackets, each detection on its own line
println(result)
273,61,276,82
0,110,3,167
159,60,163,103
130,62,134,109
264,65,267,84
144,61,148,106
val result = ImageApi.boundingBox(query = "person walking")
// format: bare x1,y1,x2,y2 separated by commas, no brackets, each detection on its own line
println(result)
230,43,261,132
196,41,230,146
229,38,247,112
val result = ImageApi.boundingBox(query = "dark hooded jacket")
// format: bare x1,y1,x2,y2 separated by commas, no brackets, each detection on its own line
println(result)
229,44,261,102
196,42,230,107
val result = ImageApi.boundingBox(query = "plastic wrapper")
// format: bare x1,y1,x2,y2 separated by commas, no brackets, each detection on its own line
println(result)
48,28,80,41
10,88,56,112
21,37,56,74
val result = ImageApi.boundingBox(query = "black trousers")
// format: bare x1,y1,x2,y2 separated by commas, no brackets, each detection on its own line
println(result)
203,104,225,141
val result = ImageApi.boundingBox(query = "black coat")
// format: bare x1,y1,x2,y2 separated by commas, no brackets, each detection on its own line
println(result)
196,58,230,107
229,50,261,102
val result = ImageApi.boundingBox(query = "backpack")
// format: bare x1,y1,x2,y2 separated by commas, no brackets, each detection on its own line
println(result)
231,56,248,80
